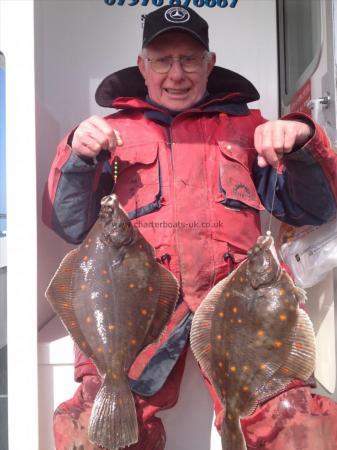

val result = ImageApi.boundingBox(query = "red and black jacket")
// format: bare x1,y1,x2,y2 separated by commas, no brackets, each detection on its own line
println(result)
43,65,337,395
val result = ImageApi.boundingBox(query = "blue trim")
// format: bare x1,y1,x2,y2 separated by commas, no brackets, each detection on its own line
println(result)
145,110,172,125
144,102,249,125
52,153,113,244
204,102,249,115
129,313,192,396
220,198,256,210
254,147,336,226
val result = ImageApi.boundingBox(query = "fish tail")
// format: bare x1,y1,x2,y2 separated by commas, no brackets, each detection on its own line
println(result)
88,376,138,450
221,415,247,450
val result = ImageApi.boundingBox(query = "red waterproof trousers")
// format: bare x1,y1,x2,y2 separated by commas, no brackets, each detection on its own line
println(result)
53,345,337,450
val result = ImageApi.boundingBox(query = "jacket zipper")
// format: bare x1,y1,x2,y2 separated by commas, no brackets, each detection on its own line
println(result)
164,124,183,289
165,126,174,171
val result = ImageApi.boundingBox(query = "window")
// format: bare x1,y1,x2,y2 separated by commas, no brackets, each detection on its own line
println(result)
278,0,322,104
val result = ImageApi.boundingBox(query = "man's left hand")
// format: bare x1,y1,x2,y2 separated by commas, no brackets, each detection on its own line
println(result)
254,120,312,168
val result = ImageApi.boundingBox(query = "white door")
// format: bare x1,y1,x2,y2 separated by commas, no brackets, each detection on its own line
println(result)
277,0,337,401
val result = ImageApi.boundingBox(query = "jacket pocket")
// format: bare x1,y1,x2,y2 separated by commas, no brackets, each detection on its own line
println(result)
113,143,163,219
216,141,264,211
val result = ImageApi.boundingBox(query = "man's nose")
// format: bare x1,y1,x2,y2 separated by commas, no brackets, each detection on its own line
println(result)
168,60,185,80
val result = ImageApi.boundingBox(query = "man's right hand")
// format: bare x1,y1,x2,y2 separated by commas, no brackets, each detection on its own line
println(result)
72,115,123,159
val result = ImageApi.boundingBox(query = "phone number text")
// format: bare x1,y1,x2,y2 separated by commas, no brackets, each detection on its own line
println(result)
104,0,238,7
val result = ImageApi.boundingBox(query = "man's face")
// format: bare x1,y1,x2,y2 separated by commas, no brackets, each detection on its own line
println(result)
138,32,216,111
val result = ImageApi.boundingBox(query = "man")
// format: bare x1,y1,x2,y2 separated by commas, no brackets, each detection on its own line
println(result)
44,5,337,450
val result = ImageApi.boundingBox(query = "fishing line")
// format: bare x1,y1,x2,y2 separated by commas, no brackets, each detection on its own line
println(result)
267,163,279,235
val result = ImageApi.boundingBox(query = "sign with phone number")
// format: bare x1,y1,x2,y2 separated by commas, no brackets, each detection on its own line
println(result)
104,0,238,7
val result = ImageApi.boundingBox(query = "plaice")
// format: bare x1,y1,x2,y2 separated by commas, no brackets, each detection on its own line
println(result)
45,193,179,450
190,234,316,450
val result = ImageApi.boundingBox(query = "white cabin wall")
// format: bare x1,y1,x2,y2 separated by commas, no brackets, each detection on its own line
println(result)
35,1,277,449
0,1,39,450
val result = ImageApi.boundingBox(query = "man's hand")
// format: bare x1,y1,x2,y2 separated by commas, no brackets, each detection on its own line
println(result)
254,120,312,168
72,115,123,159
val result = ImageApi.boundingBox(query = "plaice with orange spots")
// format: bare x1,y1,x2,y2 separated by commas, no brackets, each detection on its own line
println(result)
45,194,179,450
190,234,316,450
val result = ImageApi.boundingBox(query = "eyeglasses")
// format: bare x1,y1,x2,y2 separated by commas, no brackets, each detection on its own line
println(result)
145,54,207,74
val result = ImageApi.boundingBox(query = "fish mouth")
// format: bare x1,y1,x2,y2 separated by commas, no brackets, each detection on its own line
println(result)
100,195,135,247
256,234,273,249
101,194,129,216
101,194,118,210
247,234,273,257
258,234,281,268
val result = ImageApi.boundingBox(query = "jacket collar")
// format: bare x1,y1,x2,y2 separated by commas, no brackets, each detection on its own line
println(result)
143,101,250,125
95,65,260,112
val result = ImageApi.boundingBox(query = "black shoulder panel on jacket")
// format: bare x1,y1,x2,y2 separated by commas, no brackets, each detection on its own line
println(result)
95,66,260,107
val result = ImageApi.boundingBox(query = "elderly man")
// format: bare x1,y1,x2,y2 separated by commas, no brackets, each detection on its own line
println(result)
44,5,337,450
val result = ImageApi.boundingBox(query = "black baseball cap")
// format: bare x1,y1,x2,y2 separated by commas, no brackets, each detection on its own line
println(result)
142,6,209,50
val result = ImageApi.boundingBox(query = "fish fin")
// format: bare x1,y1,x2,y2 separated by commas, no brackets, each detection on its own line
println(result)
254,375,293,407
142,264,179,346
255,308,316,405
280,308,316,380
221,414,247,450
89,376,138,450
283,271,307,305
294,284,307,306
45,249,95,360
190,276,230,381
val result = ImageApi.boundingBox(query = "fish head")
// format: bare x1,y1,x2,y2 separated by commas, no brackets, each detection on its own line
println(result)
246,234,281,289
99,194,135,248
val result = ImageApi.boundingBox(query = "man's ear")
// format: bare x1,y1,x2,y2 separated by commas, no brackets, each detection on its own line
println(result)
207,52,216,77
137,55,147,85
